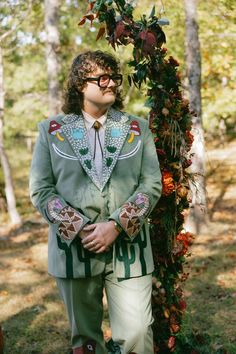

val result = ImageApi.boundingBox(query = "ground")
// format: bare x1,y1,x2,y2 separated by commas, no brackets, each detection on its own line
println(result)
0,140,236,353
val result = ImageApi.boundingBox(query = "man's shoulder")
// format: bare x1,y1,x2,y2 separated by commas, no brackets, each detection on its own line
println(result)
38,113,66,129
123,111,149,129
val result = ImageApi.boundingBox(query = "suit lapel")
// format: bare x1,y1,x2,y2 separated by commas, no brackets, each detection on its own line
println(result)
102,108,130,190
61,113,101,190
61,109,130,191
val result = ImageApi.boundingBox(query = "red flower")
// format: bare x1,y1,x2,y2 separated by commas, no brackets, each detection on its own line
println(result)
168,56,179,67
156,148,166,157
185,130,194,148
168,336,175,350
182,158,192,169
172,232,194,257
179,299,187,311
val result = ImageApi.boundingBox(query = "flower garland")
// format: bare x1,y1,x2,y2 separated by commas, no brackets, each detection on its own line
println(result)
80,1,194,352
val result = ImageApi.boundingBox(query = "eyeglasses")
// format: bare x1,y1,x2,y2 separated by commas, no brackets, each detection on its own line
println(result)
84,74,123,88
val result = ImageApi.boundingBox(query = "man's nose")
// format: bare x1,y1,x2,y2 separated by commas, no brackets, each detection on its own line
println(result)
107,78,116,87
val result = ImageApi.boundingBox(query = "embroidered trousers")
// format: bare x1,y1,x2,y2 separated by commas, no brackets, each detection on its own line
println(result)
55,257,154,354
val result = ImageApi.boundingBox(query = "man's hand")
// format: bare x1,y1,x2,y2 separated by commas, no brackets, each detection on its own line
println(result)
81,221,120,253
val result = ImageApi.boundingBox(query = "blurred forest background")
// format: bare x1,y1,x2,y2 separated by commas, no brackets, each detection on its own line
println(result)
0,0,236,353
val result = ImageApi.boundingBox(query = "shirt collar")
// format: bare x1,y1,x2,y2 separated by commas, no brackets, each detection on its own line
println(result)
82,110,107,130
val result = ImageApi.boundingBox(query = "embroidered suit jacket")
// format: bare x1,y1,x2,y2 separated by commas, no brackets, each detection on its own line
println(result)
30,108,162,279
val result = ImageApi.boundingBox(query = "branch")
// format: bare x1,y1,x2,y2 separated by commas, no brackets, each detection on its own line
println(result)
0,0,33,45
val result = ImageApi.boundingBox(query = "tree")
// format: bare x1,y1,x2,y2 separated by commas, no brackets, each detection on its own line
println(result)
0,50,21,224
184,0,206,233
0,1,26,224
44,0,61,115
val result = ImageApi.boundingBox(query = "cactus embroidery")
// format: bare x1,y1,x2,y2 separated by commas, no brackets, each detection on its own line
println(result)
57,235,73,278
116,241,136,278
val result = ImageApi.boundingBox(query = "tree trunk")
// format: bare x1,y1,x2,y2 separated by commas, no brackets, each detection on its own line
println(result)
44,0,61,116
184,0,207,234
0,46,21,224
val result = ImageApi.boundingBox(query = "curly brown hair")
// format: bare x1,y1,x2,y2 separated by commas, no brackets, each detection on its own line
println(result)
62,50,124,115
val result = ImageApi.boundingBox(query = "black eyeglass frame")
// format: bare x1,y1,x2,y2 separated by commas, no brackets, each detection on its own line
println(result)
84,74,123,88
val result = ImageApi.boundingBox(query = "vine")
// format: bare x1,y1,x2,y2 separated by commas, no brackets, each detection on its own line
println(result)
80,1,194,352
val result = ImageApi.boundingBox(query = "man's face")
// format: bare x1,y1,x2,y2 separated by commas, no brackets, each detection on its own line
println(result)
81,66,118,111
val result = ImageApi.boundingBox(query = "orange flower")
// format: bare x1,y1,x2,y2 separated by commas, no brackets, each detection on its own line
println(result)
162,170,175,196
172,232,194,257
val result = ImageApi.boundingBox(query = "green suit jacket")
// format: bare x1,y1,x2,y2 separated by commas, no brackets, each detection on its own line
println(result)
30,108,162,279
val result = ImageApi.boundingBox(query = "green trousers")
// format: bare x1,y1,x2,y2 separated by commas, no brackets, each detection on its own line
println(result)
56,259,154,354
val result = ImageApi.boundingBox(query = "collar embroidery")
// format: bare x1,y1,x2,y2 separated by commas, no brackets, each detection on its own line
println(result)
60,108,130,191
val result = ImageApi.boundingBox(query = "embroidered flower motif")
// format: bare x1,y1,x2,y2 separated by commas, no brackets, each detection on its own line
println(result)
134,192,150,216
79,147,89,155
47,197,64,222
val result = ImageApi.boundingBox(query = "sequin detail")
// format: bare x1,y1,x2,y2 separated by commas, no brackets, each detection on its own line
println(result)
61,109,130,191
102,108,130,189
72,128,84,140
111,128,122,138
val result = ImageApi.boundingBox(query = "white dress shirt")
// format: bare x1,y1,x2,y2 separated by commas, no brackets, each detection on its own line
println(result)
82,110,107,180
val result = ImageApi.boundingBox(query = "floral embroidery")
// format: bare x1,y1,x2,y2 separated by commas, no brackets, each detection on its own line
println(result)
47,197,64,222
134,192,150,216
106,157,113,167
79,147,89,155
106,145,117,153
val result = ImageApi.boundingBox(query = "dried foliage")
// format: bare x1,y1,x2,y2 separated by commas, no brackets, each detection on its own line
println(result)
80,1,194,352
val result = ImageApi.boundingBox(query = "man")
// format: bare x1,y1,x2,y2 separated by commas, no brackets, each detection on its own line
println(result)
30,50,162,354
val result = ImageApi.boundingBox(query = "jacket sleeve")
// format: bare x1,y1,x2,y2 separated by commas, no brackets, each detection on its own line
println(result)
109,122,162,241
29,122,90,245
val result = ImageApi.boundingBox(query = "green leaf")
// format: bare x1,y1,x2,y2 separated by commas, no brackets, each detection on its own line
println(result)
144,97,155,108
128,74,132,87
149,5,155,18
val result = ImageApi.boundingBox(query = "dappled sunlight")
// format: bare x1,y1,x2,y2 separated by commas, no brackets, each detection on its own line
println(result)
180,144,236,351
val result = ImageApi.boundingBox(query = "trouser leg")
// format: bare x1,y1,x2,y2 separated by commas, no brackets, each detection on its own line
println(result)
56,276,107,354
105,270,154,354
